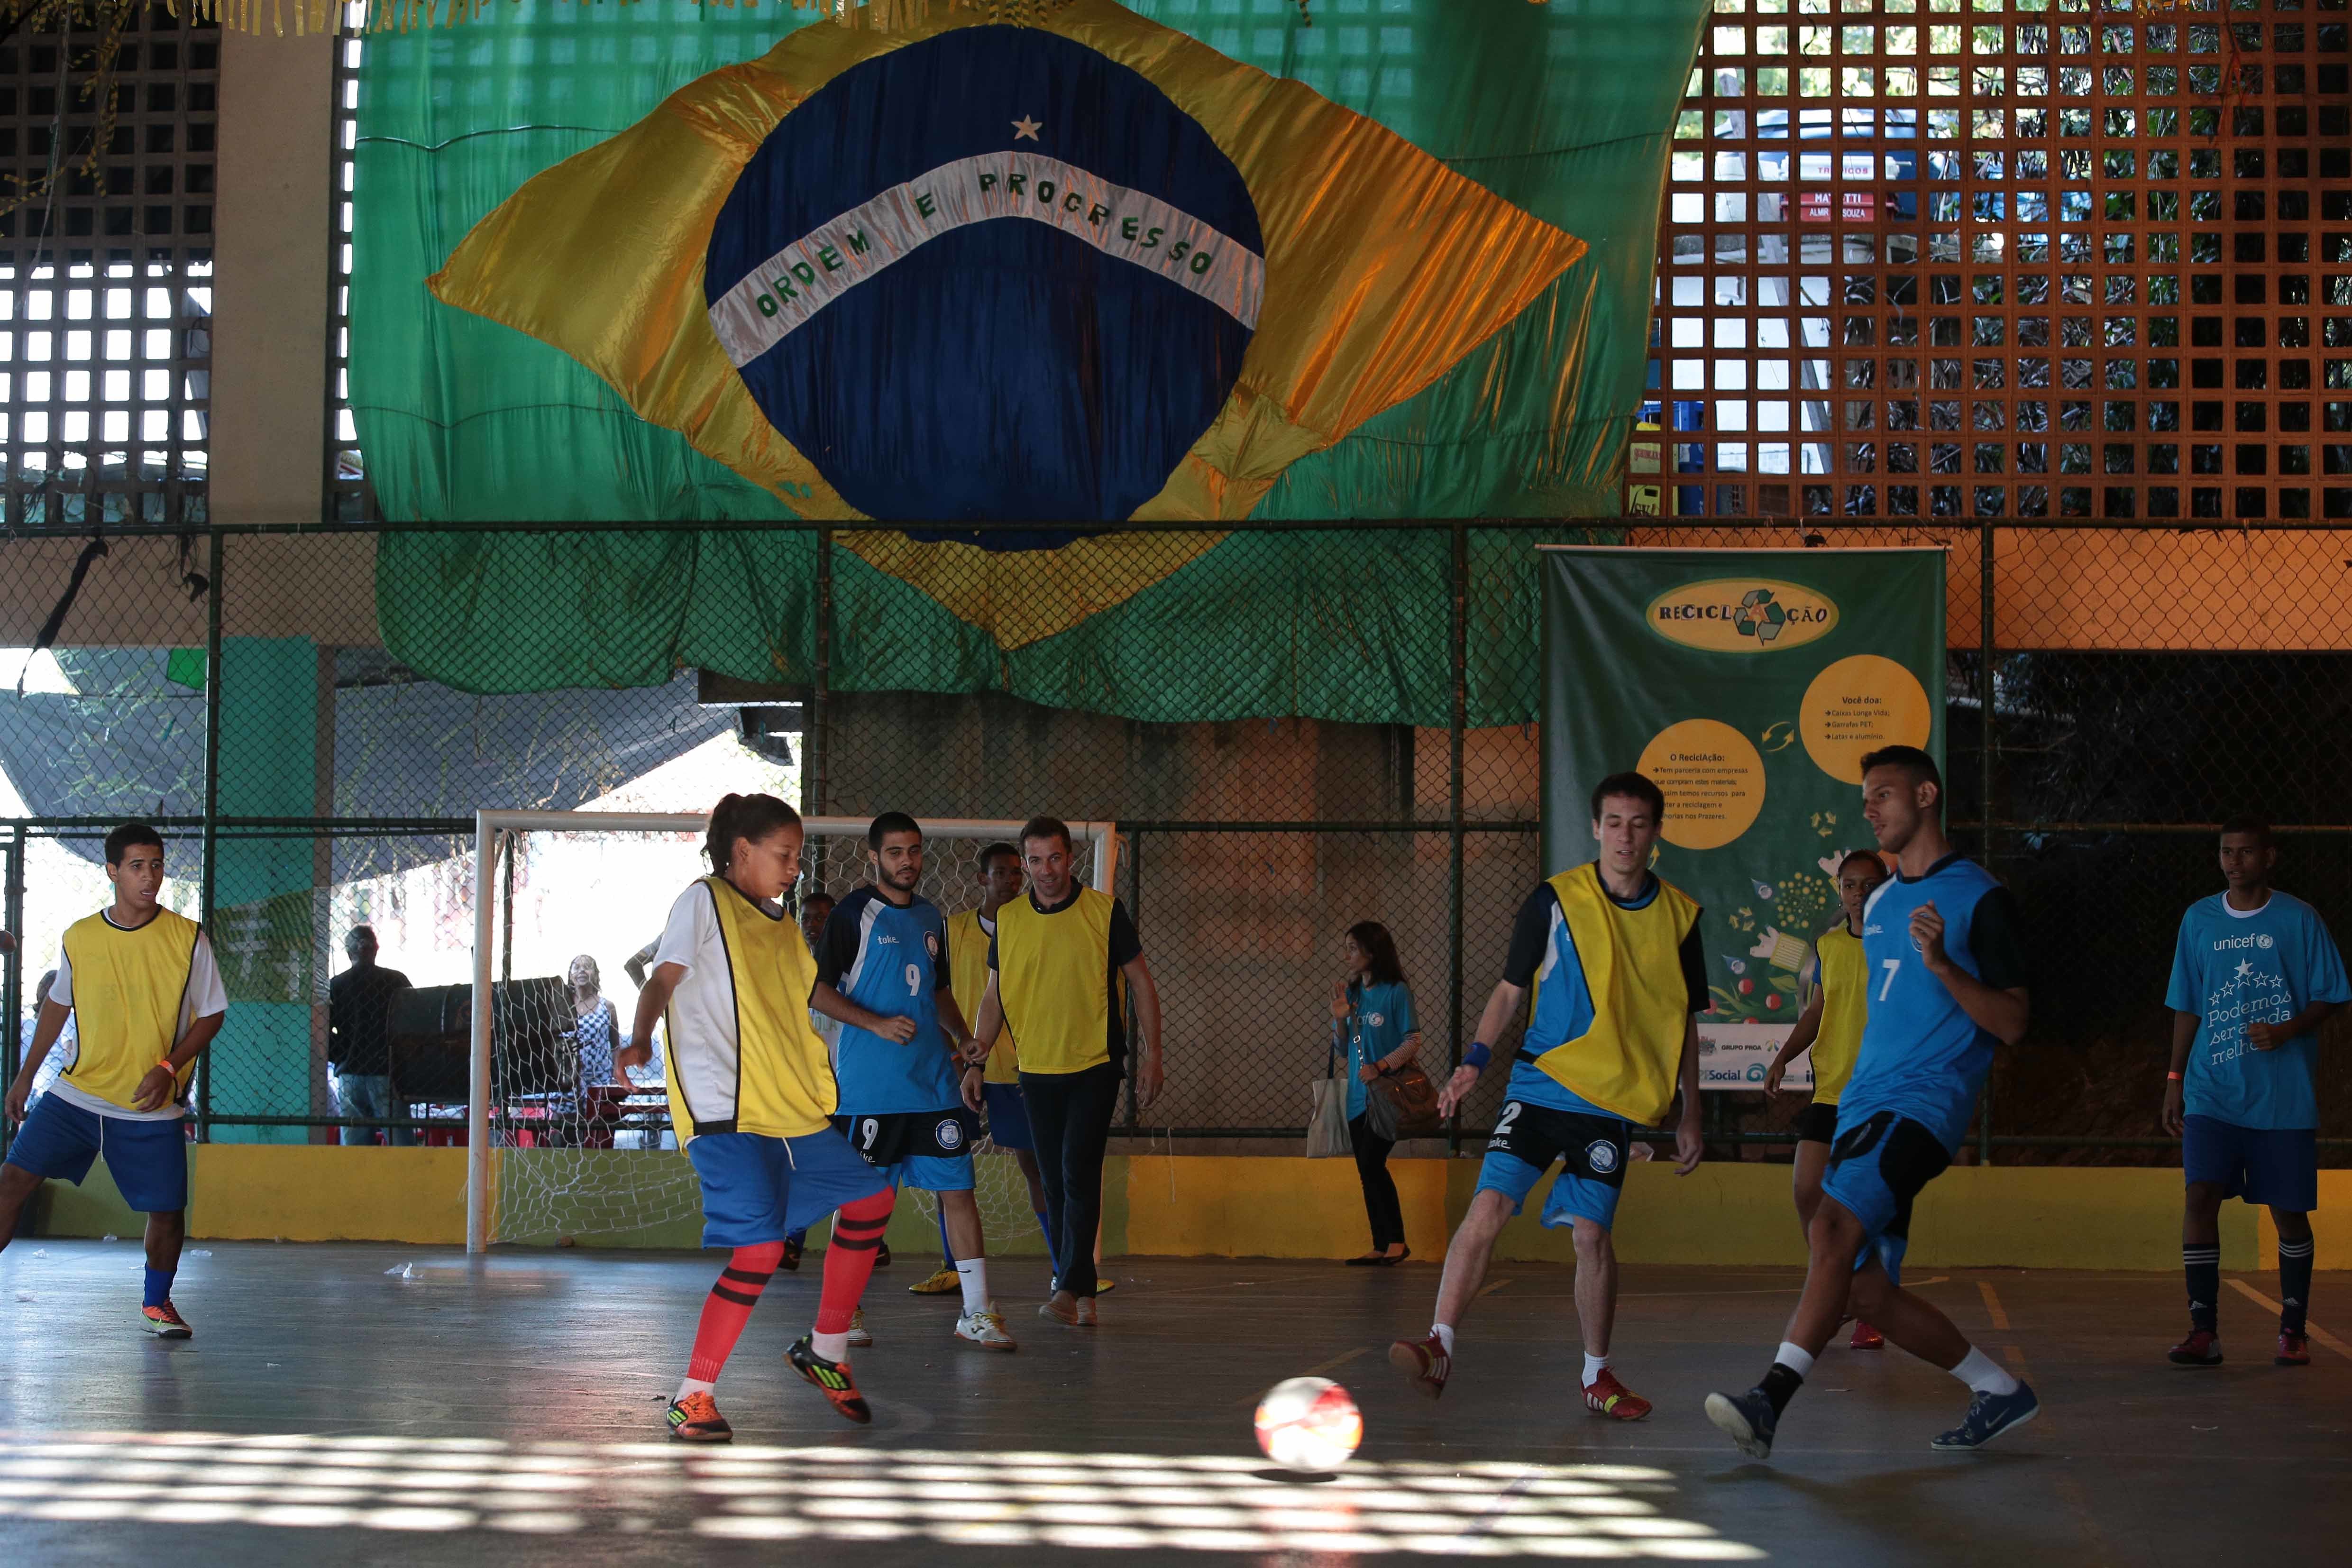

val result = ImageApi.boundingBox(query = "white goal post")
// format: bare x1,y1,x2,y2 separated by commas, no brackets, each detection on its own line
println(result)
466,809,1121,1252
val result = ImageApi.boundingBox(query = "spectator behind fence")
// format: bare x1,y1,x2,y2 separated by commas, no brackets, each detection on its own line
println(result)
19,969,72,1106
327,925,415,1147
1331,921,1423,1266
568,954,630,1147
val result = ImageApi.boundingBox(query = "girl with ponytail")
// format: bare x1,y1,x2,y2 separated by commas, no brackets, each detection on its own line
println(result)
620,792,899,1439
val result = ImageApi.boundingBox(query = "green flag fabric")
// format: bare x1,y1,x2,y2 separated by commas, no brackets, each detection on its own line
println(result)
351,1,1706,719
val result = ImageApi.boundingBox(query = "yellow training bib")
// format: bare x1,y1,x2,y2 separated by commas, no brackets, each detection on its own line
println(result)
994,887,1121,1077
1523,863,1702,1127
59,908,203,1114
1808,924,1868,1107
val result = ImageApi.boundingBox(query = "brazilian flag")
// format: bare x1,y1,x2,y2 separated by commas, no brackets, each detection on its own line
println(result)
353,0,1708,722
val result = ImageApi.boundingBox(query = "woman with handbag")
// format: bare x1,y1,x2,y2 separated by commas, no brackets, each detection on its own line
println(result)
1331,921,1424,1265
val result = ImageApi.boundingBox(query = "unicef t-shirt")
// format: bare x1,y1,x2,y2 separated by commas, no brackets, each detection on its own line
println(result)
1342,980,1419,1120
2165,889,2350,1130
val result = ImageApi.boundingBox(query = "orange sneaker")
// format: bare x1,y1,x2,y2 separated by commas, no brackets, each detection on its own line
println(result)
1583,1369,1651,1421
140,1302,192,1339
788,1335,871,1424
1849,1320,1886,1351
665,1390,732,1443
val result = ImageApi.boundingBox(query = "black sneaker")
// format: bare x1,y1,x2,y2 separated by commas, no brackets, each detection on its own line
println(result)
1931,1382,2039,1451
787,1334,871,1425
1704,1389,1779,1460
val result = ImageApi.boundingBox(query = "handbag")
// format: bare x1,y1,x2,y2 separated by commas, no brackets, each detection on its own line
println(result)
1306,1030,1352,1158
1364,1060,1443,1142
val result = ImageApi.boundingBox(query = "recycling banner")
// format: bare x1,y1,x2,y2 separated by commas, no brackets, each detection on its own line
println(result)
1538,548,1947,1091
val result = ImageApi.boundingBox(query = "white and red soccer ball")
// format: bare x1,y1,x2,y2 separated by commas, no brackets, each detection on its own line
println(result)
1253,1376,1364,1472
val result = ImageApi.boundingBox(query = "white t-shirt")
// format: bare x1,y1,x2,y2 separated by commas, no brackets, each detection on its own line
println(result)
44,914,228,1123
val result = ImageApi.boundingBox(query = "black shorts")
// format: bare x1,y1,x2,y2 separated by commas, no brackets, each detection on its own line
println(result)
832,1108,980,1168
1482,1100,1630,1192
1794,1101,1840,1146
1823,1109,1952,1246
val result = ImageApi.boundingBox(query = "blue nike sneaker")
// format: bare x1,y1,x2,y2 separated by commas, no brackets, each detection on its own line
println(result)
1704,1389,1779,1460
1931,1382,2039,1451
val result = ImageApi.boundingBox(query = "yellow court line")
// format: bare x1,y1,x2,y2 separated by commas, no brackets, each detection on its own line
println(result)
1234,1344,1371,1405
2225,1278,2352,1363
1477,1277,1516,1299
1979,1280,2011,1331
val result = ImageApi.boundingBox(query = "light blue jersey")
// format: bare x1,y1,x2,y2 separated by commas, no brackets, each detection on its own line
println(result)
2166,890,2349,1130
815,886,959,1115
1342,980,1419,1119
1840,853,2028,1154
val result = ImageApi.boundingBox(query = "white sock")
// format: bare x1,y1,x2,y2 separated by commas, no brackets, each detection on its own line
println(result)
1775,1341,1816,1378
674,1375,715,1403
811,1330,851,1363
1952,1346,2020,1397
956,1257,990,1315
1582,1353,1610,1385
1432,1322,1456,1356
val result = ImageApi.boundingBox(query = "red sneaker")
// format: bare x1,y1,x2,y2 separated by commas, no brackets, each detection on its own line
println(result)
1849,1320,1885,1351
2276,1332,2311,1367
2168,1329,2224,1366
1583,1369,1651,1421
1388,1334,1450,1400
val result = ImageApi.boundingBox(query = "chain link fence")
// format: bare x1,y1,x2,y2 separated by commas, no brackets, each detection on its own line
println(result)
4,517,2350,1165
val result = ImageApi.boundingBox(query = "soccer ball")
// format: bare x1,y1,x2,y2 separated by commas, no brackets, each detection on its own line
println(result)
1253,1376,1364,1472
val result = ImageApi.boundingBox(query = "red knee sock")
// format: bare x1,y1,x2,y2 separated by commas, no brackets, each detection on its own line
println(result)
815,1190,896,1334
686,1241,785,1384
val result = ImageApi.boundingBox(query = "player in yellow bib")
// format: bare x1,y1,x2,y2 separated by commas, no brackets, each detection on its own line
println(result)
618,794,898,1440
1766,849,1890,1351
907,843,1059,1298
2,824,226,1338
972,815,1164,1327
1389,774,1706,1420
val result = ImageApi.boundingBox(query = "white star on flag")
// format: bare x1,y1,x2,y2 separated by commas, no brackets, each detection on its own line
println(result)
1012,116,1043,141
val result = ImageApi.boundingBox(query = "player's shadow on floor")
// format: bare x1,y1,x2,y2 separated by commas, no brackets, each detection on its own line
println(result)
1706,1452,2052,1557
1250,1468,1343,1484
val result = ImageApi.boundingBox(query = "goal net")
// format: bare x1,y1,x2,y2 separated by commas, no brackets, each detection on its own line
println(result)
463,810,1118,1252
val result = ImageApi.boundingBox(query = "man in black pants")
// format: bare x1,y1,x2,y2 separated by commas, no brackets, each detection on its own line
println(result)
972,816,1163,1326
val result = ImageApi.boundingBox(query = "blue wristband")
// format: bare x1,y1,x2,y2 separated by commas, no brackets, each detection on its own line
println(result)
1464,1041,1492,1071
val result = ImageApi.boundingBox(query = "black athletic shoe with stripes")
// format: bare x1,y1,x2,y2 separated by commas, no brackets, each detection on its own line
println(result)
788,1335,871,1425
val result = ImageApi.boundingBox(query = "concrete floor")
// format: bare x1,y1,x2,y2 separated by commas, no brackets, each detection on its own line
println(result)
1,1242,2347,1566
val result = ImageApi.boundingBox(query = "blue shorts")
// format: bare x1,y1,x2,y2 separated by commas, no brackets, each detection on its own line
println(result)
1820,1109,1951,1287
982,1081,1033,1152
2184,1116,2318,1212
3,1093,189,1213
1474,1100,1631,1232
686,1129,891,1249
882,1152,976,1192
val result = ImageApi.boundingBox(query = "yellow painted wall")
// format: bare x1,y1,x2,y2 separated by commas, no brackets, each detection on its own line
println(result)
190,1147,470,1244
17,1148,2275,1271
1122,1155,2258,1272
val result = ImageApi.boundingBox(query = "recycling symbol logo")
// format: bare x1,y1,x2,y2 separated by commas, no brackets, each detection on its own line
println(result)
1734,588,1790,643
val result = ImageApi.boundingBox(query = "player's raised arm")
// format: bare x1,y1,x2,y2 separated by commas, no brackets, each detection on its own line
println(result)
1910,892,2032,1046
619,962,685,1076
1440,977,1525,1115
